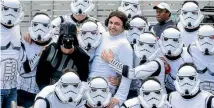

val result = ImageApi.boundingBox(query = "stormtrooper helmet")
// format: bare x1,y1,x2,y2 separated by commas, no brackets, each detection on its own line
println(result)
174,63,200,96
179,1,204,29
77,20,102,51
1,0,24,26
85,77,112,107
28,13,53,45
160,27,183,56
127,16,149,45
118,0,142,19
134,32,159,63
55,72,85,105
138,78,167,108
70,0,95,15
196,25,214,55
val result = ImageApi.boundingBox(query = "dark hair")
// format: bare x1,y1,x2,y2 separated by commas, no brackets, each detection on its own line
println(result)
178,63,197,71
33,12,50,19
182,0,199,6
62,68,79,76
105,10,128,30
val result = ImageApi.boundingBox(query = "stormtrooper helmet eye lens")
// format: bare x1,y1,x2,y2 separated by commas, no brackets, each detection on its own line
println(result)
82,31,87,35
73,84,79,88
189,76,195,80
33,23,38,27
13,8,18,12
62,84,68,88
129,27,134,30
102,88,107,92
43,24,48,27
199,35,204,39
183,11,187,15
154,91,161,95
173,38,179,42
179,76,184,80
192,11,198,15
91,30,97,35
143,91,150,95
210,36,214,39
149,44,154,48
139,42,144,46
91,88,97,92
164,37,168,41
84,0,88,2
138,27,144,31
3,6,9,11
124,2,129,6
133,4,138,8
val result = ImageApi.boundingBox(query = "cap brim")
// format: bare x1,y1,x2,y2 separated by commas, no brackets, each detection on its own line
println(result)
153,6,159,9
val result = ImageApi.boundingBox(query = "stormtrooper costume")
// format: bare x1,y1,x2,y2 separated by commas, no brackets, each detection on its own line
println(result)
106,33,166,92
84,77,119,108
168,64,214,108
1,0,24,89
16,13,54,107
159,27,193,93
118,0,142,19
77,20,102,62
177,1,204,46
34,72,87,108
51,0,105,42
126,16,150,48
121,78,171,108
188,25,214,94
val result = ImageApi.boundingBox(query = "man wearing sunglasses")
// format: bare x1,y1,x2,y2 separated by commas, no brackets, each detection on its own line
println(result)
169,63,214,108
121,77,171,108
34,69,88,108
187,25,214,95
152,2,175,38
36,22,89,91
1,0,24,107
177,1,204,46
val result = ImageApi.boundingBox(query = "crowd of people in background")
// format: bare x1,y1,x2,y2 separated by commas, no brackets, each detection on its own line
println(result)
1,0,214,108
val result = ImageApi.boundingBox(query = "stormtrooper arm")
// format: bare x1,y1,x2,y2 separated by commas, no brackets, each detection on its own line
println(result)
108,59,160,79
33,99,48,108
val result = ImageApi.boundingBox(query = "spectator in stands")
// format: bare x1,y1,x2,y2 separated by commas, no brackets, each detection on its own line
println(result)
1,0,24,108
151,2,175,37
89,10,133,107
36,22,89,90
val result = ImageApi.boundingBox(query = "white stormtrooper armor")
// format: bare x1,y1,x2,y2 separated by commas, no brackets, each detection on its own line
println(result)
28,14,53,42
127,16,149,45
17,13,53,94
106,33,166,92
159,27,183,57
85,77,112,108
77,20,102,61
1,0,24,26
70,0,95,15
179,2,204,30
177,1,204,46
169,64,214,108
118,0,142,19
121,78,171,108
34,72,87,108
188,25,214,94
